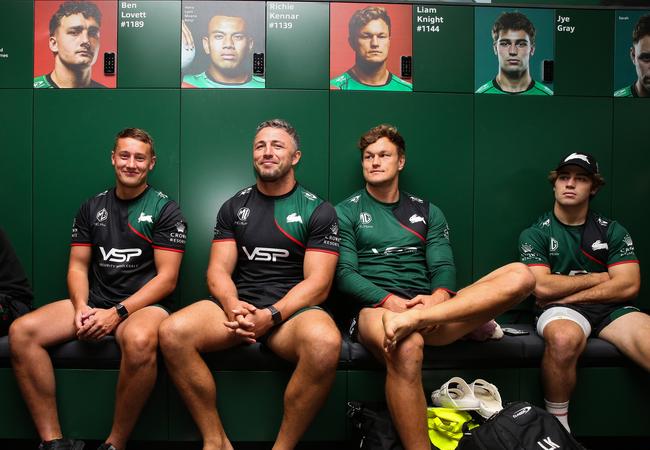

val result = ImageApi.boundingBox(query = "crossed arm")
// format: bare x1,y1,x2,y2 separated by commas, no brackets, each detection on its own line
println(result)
207,240,338,342
530,263,640,306
69,245,183,339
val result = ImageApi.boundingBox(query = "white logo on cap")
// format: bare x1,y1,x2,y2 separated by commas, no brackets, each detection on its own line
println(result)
564,152,589,164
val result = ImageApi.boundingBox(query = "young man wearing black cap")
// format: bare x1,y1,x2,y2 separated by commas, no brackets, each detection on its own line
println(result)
519,152,650,432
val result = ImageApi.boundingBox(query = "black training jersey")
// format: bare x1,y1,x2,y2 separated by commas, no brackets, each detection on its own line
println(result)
71,186,187,307
213,184,339,308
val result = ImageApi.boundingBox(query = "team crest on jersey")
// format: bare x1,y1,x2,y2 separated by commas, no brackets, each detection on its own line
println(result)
237,207,251,222
238,187,252,196
541,219,550,228
303,191,317,201
138,212,153,223
550,237,559,253
349,195,361,203
96,208,108,223
360,212,373,225
591,240,608,251
287,213,303,224
409,214,425,224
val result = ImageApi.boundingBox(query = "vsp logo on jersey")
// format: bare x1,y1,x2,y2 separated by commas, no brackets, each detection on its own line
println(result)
243,246,289,262
100,247,142,263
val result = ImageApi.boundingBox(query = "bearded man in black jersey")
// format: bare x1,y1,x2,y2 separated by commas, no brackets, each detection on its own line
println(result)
10,128,187,450
160,119,341,450
336,124,534,450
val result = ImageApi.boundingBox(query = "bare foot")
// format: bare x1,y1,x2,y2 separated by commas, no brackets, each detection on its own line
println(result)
382,310,417,351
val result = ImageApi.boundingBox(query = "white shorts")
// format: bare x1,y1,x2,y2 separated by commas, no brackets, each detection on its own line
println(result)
536,306,592,337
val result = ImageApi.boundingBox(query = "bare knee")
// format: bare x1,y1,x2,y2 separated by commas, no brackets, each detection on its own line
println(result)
121,328,158,366
544,325,585,363
506,263,536,298
9,314,43,353
159,315,196,356
386,332,424,380
300,325,341,373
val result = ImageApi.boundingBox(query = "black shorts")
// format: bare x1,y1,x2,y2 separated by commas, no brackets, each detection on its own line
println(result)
536,302,640,337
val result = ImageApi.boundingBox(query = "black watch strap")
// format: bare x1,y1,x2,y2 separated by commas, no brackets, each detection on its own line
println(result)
115,303,129,319
267,305,282,326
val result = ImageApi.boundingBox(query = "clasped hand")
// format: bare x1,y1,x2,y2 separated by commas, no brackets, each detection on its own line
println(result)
223,301,273,344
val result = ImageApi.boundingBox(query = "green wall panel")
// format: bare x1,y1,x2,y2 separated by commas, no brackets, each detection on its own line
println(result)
118,0,182,88
33,90,180,305
0,369,37,439
168,371,347,441
413,5,473,93
266,2,330,89
0,89,33,278
612,100,650,308
554,9,614,97
179,89,329,304
473,95,613,279
329,92,474,287
55,369,168,440
0,1,33,88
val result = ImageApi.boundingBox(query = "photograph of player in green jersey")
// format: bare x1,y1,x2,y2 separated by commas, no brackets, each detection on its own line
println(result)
181,1,265,89
34,1,113,89
475,10,554,95
614,13,650,98
330,4,412,91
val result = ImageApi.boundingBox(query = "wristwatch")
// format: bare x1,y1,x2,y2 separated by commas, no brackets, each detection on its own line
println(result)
266,305,282,326
115,303,129,320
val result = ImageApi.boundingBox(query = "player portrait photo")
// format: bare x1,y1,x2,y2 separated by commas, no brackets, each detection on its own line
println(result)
614,11,650,98
34,0,117,89
181,1,265,89
330,3,412,92
475,8,554,95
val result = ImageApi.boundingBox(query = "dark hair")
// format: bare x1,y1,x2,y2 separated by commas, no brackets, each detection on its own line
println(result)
547,170,605,197
255,119,300,150
49,1,102,36
349,6,391,39
358,124,405,157
113,128,155,157
492,12,535,46
632,14,650,44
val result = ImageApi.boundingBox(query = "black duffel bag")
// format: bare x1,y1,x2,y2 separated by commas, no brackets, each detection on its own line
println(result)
347,401,404,450
457,401,585,450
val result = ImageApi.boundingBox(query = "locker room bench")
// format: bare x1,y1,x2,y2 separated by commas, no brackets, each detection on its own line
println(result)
0,324,648,442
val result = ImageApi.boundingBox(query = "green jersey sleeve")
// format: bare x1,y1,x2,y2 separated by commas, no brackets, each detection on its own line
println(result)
335,206,392,307
426,204,456,293
519,226,549,266
607,222,638,266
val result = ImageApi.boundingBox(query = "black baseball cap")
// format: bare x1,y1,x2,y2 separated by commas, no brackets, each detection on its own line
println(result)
555,152,599,175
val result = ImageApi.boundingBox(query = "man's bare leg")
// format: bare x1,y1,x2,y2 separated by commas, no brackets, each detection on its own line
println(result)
104,306,169,449
265,310,341,450
9,300,78,441
541,320,587,403
599,312,650,372
384,263,534,347
159,300,240,450
358,308,430,450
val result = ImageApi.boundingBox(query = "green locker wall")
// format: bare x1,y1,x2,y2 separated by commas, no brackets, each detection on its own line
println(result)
1,0,649,311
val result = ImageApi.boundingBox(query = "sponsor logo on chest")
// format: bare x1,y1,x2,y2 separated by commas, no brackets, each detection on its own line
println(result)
99,246,142,263
242,246,289,262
